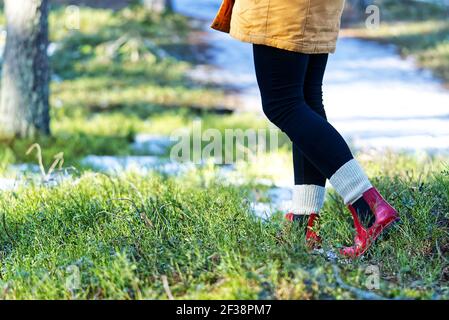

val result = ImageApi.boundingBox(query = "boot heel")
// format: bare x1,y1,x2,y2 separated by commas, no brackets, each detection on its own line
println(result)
376,217,400,242
341,187,400,258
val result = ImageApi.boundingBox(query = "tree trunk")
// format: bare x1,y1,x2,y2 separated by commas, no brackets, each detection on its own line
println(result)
0,0,50,140
142,0,174,13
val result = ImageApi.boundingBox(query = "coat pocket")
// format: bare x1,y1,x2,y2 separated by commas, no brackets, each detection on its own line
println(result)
304,1,344,35
266,0,310,40
233,0,270,35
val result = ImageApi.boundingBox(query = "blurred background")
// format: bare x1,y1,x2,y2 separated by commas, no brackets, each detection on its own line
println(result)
1,0,449,191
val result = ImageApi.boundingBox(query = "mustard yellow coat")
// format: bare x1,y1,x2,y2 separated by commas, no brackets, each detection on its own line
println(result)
211,0,346,54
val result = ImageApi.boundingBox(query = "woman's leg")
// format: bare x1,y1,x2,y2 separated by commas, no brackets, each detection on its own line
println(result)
253,44,372,205
292,54,329,215
253,44,400,257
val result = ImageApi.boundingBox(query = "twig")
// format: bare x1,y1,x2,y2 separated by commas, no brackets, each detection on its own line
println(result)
332,265,386,300
161,275,174,300
26,143,46,178
25,144,66,181
46,152,64,179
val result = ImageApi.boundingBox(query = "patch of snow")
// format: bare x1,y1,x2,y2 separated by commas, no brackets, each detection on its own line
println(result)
251,202,273,220
325,37,449,153
9,163,42,174
267,187,292,210
353,135,449,154
4,165,79,190
81,155,196,176
47,42,62,57
82,155,161,172
250,187,294,219
0,28,6,61
0,178,17,191
131,134,173,156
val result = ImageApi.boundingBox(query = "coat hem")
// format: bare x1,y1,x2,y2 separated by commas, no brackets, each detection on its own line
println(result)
229,29,337,54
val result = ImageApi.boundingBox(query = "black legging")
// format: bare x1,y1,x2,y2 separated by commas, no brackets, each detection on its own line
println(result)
293,53,328,187
253,44,353,182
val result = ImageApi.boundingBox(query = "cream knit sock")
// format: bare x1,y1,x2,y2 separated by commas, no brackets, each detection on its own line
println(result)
292,185,326,215
329,159,373,205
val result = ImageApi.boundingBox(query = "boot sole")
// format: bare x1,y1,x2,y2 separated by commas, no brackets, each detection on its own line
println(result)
374,216,400,243
356,215,401,258
341,214,400,259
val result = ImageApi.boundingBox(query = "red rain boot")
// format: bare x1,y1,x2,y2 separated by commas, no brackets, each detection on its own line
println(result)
341,187,400,258
285,213,322,249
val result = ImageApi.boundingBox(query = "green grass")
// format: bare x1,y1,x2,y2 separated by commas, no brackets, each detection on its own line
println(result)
374,0,448,22
0,154,448,299
344,0,449,85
